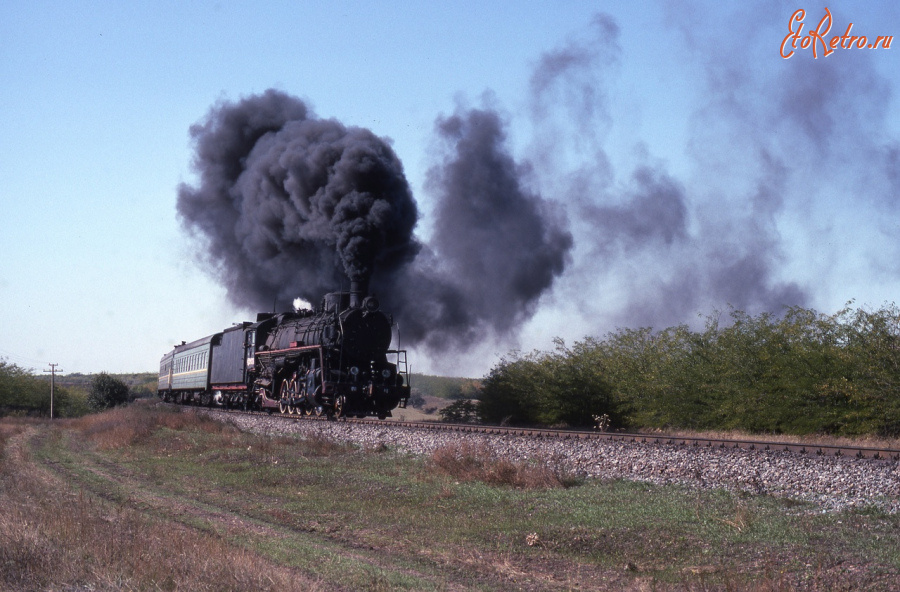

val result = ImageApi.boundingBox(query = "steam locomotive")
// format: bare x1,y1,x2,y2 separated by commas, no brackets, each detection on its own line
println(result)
157,282,410,419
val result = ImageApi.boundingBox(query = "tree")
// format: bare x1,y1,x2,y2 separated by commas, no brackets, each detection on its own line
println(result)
87,373,130,411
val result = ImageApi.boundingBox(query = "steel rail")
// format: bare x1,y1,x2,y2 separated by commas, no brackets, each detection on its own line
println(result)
186,404,900,462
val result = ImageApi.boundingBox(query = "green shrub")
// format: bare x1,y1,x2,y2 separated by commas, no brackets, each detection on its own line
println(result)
438,399,479,423
478,342,617,427
478,303,900,436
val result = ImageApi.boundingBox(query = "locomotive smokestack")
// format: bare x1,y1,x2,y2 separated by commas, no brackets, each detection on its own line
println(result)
349,278,368,309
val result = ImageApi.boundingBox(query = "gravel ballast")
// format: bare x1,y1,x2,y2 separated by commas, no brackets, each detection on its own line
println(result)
205,410,900,513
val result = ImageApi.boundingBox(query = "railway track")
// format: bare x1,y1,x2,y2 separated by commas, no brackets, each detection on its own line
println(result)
194,403,900,462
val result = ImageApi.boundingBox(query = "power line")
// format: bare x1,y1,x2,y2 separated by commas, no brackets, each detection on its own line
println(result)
43,363,64,419
0,347,46,370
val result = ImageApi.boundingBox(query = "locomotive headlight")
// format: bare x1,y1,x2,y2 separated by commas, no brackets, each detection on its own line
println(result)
382,369,391,378
350,366,359,376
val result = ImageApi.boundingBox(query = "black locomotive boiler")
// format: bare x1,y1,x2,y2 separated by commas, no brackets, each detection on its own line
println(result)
157,282,410,419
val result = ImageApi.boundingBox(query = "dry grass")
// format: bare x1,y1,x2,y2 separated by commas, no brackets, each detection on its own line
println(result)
0,417,31,465
64,400,237,449
0,414,327,592
3,403,898,591
429,442,576,489
0,489,320,591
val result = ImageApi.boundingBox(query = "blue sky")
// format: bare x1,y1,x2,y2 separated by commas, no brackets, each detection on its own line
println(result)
1,1,898,376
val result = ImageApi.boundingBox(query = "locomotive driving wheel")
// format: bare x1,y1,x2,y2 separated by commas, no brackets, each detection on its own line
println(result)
288,379,298,415
308,383,323,416
278,381,290,414
333,394,347,418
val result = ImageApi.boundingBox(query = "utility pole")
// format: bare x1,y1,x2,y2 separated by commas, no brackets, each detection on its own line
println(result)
43,363,63,419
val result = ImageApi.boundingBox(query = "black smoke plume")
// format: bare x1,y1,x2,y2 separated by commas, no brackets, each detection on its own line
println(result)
178,6,897,359
177,90,420,312
527,11,809,331
178,91,572,351
383,106,573,350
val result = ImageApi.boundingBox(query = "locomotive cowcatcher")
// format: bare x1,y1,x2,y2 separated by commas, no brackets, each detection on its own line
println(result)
157,282,410,419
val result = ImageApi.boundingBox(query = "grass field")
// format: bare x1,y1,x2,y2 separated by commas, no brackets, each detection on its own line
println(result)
1,401,898,591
